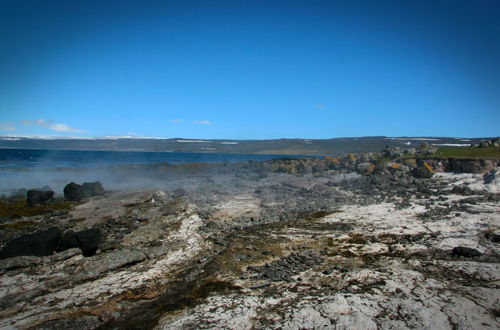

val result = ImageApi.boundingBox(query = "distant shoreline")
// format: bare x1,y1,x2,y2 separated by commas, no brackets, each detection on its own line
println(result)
0,146,320,156
0,136,493,156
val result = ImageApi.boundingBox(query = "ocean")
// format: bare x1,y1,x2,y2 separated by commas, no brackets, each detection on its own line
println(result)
0,149,315,194
0,149,313,171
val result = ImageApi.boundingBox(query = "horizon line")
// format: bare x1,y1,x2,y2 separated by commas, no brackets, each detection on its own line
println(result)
0,135,495,141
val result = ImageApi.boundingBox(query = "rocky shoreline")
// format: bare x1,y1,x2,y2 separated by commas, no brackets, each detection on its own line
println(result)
0,152,499,329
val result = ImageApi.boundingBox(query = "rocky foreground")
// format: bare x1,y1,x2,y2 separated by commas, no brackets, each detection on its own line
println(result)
0,156,499,329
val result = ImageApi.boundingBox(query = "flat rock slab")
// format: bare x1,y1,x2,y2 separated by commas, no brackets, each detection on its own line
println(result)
213,194,261,219
76,249,146,280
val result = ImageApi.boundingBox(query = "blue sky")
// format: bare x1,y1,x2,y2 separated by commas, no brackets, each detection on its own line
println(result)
1,0,499,139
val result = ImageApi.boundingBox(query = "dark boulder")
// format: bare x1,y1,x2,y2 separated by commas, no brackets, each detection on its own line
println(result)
487,194,500,202
459,160,484,173
59,231,80,251
26,189,54,207
76,228,102,257
64,182,84,201
0,227,61,259
485,232,500,243
451,185,474,195
452,246,482,258
59,228,102,257
82,181,105,197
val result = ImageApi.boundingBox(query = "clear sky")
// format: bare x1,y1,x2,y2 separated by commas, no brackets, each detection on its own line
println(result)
1,0,499,139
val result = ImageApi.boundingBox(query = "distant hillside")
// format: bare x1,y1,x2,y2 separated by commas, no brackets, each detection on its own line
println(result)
0,136,491,156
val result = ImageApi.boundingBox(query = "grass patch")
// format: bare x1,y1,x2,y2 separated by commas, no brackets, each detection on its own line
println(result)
0,200,75,218
436,146,500,159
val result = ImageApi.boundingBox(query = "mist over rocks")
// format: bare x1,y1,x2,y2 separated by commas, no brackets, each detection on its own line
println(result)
2,144,498,199
82,181,105,197
64,181,105,201
26,189,54,207
0,149,499,329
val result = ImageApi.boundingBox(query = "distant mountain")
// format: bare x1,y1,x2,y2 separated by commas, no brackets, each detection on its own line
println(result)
0,136,490,156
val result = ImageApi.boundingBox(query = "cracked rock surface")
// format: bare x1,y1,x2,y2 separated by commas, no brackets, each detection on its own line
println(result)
0,164,499,329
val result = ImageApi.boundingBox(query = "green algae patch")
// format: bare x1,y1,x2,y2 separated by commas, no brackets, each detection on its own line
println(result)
0,200,76,218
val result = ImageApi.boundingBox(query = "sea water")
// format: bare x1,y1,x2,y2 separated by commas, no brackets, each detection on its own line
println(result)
0,149,315,195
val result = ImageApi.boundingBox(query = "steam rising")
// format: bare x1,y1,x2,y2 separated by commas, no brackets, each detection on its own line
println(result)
0,163,218,196
0,148,325,197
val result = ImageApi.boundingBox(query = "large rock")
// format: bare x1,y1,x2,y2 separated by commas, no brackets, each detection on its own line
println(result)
457,160,484,173
413,162,434,178
449,159,498,174
152,190,170,204
76,228,102,256
452,246,482,258
82,181,105,197
357,162,375,173
26,189,54,207
64,182,84,201
59,228,102,257
483,169,498,184
483,169,500,193
59,231,80,251
0,227,61,259
382,147,403,159
485,231,500,243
